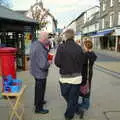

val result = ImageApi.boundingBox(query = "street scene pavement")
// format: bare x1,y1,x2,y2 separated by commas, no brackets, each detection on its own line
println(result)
95,50,120,77
0,51,120,120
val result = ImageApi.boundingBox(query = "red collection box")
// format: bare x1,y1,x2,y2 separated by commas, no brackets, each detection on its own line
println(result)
0,47,17,91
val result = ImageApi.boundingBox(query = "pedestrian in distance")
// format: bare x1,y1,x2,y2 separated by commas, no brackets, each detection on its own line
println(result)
55,29,84,120
79,38,97,118
62,40,65,44
30,32,51,114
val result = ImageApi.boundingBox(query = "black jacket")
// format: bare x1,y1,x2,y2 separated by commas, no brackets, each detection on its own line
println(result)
55,39,84,75
81,51,97,87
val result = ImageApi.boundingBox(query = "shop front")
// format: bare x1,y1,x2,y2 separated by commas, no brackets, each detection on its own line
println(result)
114,28,120,52
0,5,38,70
91,29,117,51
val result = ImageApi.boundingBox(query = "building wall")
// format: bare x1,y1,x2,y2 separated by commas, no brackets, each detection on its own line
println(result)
99,0,120,51
63,21,76,35
82,11,100,33
75,15,84,41
83,23,99,34
100,0,120,30
42,16,53,33
67,21,76,32
84,7,99,23
76,16,84,33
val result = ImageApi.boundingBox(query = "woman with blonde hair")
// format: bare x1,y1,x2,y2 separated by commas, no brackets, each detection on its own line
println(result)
79,39,97,118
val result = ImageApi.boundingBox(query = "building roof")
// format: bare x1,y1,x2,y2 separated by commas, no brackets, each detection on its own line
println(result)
0,5,37,24
15,10,27,15
75,12,85,21
65,12,85,29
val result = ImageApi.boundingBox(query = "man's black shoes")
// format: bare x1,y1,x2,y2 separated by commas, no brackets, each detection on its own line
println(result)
42,100,47,104
35,109,49,114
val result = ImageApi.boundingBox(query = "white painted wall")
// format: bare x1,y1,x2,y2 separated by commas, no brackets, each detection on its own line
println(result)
84,6,99,24
42,16,53,33
89,24,95,32
83,23,99,34
83,27,88,34
62,21,76,35
26,11,55,33
67,21,76,33
114,28,120,35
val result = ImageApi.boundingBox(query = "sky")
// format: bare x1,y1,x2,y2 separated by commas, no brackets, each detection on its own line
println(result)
12,0,99,28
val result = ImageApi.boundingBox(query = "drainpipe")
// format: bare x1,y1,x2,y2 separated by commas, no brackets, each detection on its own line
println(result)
107,36,109,50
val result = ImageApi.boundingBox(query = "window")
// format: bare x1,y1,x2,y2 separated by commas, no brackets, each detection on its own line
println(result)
110,13,114,27
102,18,105,29
103,1,106,11
96,23,99,30
118,12,120,25
110,0,113,7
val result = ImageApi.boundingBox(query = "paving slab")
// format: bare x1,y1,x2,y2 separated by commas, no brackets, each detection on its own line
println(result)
96,61,120,73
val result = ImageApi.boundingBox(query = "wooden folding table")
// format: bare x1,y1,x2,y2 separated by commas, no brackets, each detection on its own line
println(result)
2,85,26,120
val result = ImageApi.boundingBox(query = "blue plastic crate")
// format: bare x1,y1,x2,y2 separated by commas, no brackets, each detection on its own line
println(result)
10,79,22,93
10,86,20,93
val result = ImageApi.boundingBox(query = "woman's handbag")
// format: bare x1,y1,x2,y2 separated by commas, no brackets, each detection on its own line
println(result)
80,59,90,96
80,80,89,96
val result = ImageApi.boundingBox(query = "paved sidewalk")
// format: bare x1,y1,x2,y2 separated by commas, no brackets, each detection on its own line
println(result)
95,61,120,74
0,65,120,120
94,49,120,58
95,49,120,74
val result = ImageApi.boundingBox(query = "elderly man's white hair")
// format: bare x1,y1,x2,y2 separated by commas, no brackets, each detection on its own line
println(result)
38,31,49,42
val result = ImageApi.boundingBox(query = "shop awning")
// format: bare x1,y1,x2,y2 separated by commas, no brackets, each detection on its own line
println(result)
82,31,97,36
93,29,114,36
76,32,81,35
